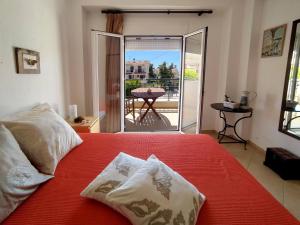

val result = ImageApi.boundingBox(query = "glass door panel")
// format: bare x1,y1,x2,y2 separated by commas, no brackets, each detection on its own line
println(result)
180,28,207,134
91,31,124,133
123,36,182,132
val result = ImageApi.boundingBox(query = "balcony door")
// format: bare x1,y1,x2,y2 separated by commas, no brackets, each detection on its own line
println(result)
91,31,124,132
91,28,207,134
124,36,182,132
180,28,207,134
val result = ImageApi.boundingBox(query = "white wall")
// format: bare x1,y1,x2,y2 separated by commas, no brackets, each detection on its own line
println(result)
249,0,300,155
64,0,250,131
65,0,300,154
0,0,69,117
65,1,86,115
76,1,232,130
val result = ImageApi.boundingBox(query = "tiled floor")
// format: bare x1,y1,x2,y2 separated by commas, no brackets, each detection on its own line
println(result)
125,110,179,132
209,133,300,221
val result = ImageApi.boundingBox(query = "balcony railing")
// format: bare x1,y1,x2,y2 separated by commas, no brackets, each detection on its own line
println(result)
125,78,180,101
126,71,146,74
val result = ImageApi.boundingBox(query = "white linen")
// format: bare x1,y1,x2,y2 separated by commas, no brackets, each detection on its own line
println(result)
1,103,83,175
0,124,52,223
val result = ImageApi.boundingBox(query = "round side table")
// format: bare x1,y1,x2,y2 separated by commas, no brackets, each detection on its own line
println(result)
211,103,253,149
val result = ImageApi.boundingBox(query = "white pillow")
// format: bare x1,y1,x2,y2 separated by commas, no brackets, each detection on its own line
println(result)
1,103,83,175
106,155,206,225
0,124,53,223
80,152,145,209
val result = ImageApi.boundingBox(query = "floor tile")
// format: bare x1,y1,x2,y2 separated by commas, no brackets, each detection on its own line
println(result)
247,155,284,203
223,143,253,168
125,110,179,132
208,133,299,220
284,180,300,220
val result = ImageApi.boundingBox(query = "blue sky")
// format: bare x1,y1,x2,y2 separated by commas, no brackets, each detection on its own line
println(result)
125,50,181,69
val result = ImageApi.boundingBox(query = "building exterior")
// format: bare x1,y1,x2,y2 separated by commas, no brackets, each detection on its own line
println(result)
125,59,150,83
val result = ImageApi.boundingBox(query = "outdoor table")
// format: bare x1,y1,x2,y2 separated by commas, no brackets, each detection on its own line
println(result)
131,87,166,122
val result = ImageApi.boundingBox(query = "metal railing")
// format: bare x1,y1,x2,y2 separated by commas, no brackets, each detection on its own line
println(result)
125,78,180,101
126,71,147,75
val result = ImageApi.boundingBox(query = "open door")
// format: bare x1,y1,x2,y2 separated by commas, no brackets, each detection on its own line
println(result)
180,28,207,134
91,31,124,133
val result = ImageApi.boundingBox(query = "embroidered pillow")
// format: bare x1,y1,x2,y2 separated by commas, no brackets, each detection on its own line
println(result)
0,124,52,223
1,103,83,175
80,152,145,209
106,155,206,225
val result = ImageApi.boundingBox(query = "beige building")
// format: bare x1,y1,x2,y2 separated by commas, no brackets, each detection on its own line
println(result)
125,59,150,83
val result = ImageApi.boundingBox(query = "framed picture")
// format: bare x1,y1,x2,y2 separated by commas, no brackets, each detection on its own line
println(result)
15,48,40,74
261,24,287,57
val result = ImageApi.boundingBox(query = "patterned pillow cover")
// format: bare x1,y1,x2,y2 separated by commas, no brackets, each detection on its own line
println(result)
80,152,145,209
105,155,206,225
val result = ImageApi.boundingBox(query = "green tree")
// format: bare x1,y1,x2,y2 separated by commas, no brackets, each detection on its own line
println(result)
125,79,141,97
290,65,300,79
148,63,156,79
184,68,198,80
158,62,174,79
169,63,175,70
158,62,175,89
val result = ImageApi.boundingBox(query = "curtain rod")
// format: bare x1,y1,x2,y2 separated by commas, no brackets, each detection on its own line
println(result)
101,9,213,16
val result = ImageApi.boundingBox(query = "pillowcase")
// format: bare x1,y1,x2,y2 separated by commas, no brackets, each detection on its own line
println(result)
0,124,53,223
80,152,145,209
106,155,206,225
1,103,83,175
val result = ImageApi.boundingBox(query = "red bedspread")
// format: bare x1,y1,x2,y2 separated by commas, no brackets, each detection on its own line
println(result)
3,134,299,225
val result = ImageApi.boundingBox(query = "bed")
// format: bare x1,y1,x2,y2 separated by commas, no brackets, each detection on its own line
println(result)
3,133,299,225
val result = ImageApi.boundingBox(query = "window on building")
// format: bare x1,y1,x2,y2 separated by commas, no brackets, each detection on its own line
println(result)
138,66,142,73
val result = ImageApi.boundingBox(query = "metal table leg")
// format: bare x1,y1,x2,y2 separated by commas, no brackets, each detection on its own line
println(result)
217,110,252,150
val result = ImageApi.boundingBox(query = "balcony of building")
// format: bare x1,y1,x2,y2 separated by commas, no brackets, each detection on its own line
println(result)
124,78,181,132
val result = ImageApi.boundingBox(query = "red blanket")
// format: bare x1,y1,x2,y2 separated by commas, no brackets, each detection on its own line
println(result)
3,134,299,225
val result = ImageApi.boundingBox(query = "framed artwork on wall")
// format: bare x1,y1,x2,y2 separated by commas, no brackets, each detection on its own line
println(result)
15,48,40,74
261,24,287,57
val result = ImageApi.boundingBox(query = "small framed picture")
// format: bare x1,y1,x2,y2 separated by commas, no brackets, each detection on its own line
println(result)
261,24,287,57
15,48,40,74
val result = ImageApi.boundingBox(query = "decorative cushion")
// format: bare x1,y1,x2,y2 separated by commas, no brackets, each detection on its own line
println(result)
1,103,83,175
80,152,145,209
106,155,206,225
0,124,52,223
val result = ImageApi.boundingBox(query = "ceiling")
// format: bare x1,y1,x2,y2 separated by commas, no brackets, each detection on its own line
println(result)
82,0,238,13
